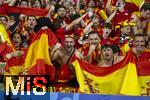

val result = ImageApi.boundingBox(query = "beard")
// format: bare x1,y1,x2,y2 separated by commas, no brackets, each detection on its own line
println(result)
65,46,73,53
136,46,144,51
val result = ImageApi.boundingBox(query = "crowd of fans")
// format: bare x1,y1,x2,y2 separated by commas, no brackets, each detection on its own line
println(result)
0,0,150,92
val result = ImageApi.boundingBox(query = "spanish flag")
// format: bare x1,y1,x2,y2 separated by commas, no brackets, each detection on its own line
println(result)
5,55,25,75
0,24,14,51
137,61,150,96
24,29,57,81
0,24,23,75
72,51,140,95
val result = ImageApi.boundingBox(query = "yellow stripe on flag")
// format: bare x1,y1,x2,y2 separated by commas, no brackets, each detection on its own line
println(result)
120,62,140,95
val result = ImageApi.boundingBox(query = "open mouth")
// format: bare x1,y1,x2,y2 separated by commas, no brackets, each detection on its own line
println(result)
105,54,109,57
14,41,20,46
29,23,33,26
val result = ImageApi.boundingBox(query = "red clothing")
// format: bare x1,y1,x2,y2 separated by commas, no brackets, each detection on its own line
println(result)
124,2,139,13
134,50,150,62
80,44,101,65
56,54,77,87
55,27,83,48
113,10,131,27
58,64,73,83
28,32,36,45
101,37,115,45
0,42,13,60
55,27,66,43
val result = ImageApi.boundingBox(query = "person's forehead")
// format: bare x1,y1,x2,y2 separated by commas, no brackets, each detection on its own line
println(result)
102,47,112,50
104,27,111,30
21,1,27,3
135,36,144,40
59,8,66,11
28,16,35,19
65,37,74,41
35,0,40,3
89,33,99,38
14,34,21,37
0,17,6,20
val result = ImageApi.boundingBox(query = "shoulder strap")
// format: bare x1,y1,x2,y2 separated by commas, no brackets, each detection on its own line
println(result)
66,48,75,64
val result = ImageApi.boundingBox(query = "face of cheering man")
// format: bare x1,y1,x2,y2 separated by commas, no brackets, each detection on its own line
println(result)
57,7,66,18
19,0,28,8
101,46,114,61
102,23,112,39
102,28,112,39
27,16,37,30
88,32,101,47
33,0,41,8
134,35,145,52
121,25,131,36
88,0,95,8
0,16,8,27
12,33,22,49
64,36,75,54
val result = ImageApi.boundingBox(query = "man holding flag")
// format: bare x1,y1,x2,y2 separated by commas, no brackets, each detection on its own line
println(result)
50,34,83,92
73,47,140,95
97,44,124,67
132,34,150,96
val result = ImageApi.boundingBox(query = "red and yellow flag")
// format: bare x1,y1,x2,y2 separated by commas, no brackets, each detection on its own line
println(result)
0,24,23,75
24,29,57,81
137,61,150,96
0,24,15,51
72,51,140,95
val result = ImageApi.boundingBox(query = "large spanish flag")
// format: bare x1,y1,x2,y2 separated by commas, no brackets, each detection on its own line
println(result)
72,51,140,95
24,29,57,81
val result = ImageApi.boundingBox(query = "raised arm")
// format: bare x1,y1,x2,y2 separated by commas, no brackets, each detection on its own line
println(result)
76,0,80,13
4,0,17,6
106,0,112,15
65,13,87,31
105,8,117,23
